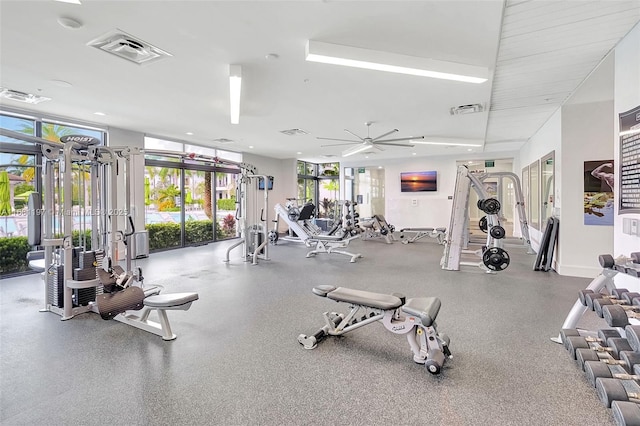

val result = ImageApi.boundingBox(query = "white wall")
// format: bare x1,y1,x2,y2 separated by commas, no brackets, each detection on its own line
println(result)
613,22,640,290
559,100,615,277
241,153,297,232
383,157,457,229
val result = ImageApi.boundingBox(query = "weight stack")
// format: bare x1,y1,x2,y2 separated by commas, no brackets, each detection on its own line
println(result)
94,250,105,296
47,264,64,307
77,251,95,269
73,266,97,307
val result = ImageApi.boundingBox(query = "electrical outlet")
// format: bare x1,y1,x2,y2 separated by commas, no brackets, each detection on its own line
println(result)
412,199,418,207
631,219,639,236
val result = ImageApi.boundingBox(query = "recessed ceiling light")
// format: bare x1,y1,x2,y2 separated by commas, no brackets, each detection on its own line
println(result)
265,53,279,60
57,16,83,30
378,166,382,169
186,132,193,135
468,161,474,164
55,0,82,4
93,112,106,116
365,156,369,159
296,151,302,155
412,152,417,156
248,145,254,149
467,148,473,151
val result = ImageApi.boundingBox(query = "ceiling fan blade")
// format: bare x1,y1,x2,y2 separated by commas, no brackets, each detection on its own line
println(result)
371,129,398,142
376,136,424,143
317,137,360,143
344,129,364,141
373,145,385,151
374,142,415,147
321,142,362,147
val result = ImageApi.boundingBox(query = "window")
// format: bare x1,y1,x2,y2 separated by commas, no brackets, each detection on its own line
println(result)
143,136,242,251
0,111,106,277
541,152,555,228
529,160,540,230
0,114,35,145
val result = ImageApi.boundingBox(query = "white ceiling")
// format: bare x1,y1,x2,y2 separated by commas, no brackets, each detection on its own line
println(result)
0,1,638,163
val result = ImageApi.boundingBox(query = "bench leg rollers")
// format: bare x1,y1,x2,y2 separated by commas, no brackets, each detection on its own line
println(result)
424,349,446,375
298,330,325,350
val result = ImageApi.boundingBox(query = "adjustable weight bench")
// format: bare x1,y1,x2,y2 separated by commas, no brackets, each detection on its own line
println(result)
305,234,363,263
399,227,446,245
298,285,451,374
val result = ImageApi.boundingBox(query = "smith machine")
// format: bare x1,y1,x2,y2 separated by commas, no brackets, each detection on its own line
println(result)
442,165,532,273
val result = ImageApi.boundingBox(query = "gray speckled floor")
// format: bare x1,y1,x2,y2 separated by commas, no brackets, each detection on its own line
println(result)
1,237,614,425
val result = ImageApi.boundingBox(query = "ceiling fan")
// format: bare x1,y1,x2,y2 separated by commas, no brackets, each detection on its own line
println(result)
318,122,424,157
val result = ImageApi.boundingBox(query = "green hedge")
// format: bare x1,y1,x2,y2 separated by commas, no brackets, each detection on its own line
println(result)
0,237,32,275
71,229,93,250
146,222,181,251
146,220,234,251
185,220,214,244
217,198,236,211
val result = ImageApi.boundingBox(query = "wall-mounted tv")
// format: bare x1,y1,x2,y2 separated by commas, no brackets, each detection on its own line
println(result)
258,176,274,190
401,171,437,192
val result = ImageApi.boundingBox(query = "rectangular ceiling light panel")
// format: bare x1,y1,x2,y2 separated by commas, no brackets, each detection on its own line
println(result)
306,40,489,84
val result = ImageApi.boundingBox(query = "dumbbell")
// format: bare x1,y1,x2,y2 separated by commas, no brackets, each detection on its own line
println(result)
604,305,640,328
585,361,640,387
582,288,631,310
611,400,640,426
596,375,640,408
594,293,640,318
574,338,634,370
560,328,620,350
599,253,640,269
580,350,640,378
579,285,619,306
566,331,624,359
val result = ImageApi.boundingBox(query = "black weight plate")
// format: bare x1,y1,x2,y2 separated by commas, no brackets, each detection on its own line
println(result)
482,247,510,271
482,198,501,214
479,216,488,233
490,225,506,239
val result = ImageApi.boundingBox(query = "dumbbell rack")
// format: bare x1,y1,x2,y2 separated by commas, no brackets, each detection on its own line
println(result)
557,253,640,424
552,253,640,343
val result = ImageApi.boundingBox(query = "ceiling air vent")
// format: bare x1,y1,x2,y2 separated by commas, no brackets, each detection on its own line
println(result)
212,138,234,145
0,87,51,104
280,128,309,136
87,29,172,65
450,103,485,115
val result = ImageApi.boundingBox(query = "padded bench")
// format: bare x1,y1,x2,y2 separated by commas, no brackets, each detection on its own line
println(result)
302,285,449,374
